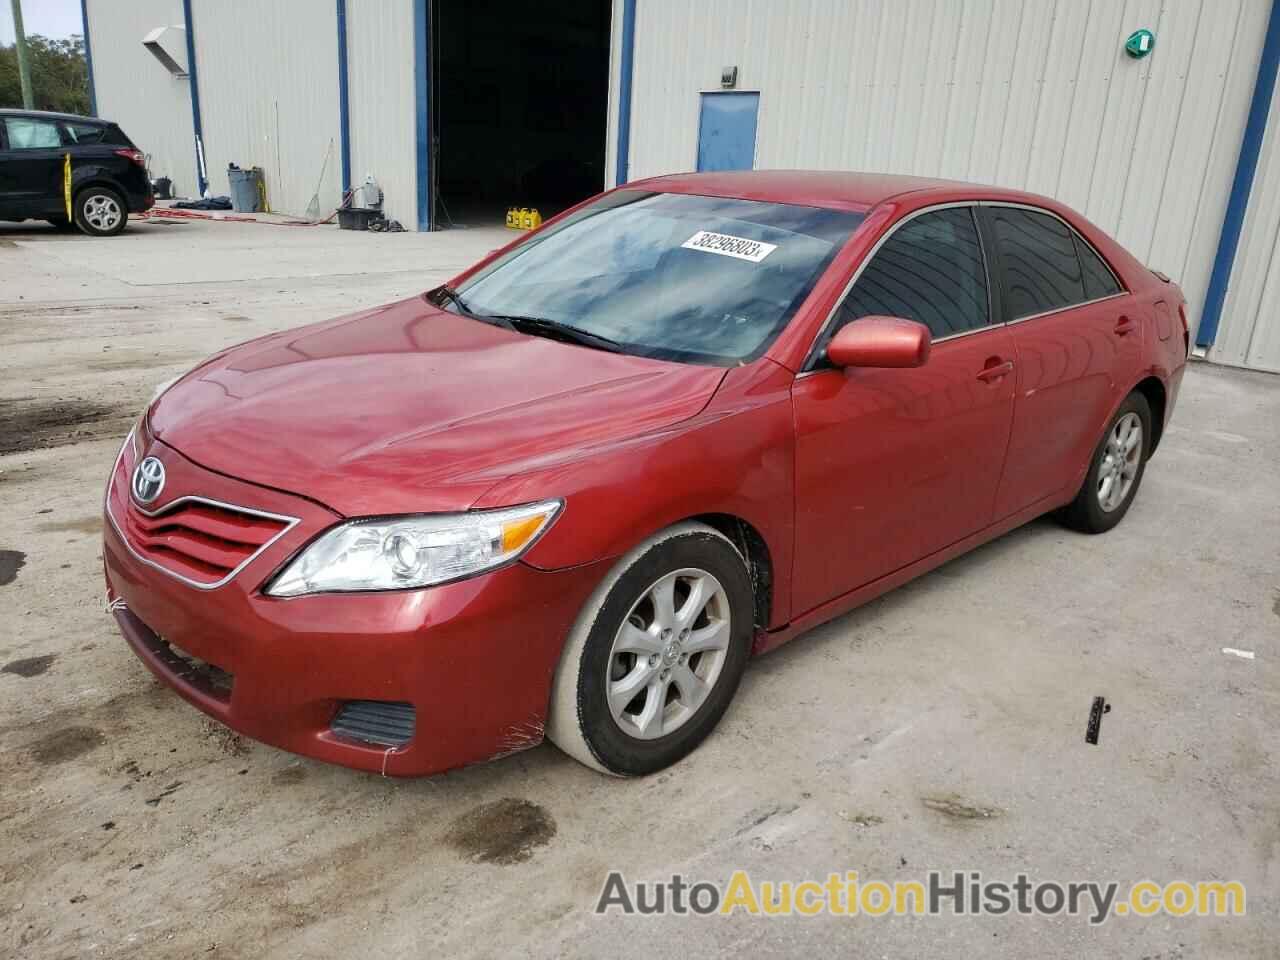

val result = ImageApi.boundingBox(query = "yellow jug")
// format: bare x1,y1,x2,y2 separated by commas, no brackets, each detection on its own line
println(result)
505,207,516,229
528,208,542,229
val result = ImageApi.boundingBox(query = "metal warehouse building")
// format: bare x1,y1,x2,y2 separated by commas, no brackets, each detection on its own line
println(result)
82,0,1280,372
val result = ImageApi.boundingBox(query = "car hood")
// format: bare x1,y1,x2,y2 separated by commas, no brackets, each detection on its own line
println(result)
149,297,726,516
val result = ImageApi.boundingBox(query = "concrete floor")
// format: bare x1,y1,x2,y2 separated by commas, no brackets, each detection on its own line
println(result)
0,216,1276,959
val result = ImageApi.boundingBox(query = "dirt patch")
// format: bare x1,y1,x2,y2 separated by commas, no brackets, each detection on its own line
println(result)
0,399,129,455
271,765,308,786
443,798,557,865
838,811,885,827
28,726,106,765
36,516,101,536
2,654,56,678
0,549,25,586
199,718,249,756
921,794,1003,822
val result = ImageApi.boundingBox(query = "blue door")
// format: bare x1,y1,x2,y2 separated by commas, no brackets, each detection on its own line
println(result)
696,92,759,172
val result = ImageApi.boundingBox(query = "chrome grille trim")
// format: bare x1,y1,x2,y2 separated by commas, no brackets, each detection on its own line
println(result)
105,438,301,591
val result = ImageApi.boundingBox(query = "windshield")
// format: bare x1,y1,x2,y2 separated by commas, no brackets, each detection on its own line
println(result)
449,191,863,365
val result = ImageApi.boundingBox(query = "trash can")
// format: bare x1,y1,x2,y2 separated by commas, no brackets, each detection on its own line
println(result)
227,165,262,213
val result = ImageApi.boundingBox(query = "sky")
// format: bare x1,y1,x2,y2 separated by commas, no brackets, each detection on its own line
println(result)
0,0,85,45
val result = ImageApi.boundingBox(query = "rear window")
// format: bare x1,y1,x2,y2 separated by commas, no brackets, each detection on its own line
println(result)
62,122,106,144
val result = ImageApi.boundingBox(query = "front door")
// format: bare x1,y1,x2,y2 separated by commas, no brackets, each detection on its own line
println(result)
0,116,66,218
791,206,1016,614
696,92,759,172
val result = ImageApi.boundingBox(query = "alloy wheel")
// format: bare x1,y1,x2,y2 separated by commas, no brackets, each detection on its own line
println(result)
605,567,731,740
83,194,122,232
1097,412,1142,512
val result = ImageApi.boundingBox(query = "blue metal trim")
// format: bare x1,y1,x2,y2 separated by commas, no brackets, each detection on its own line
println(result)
80,0,97,116
1198,0,1280,348
336,0,352,196
413,0,431,230
614,0,637,186
181,0,208,195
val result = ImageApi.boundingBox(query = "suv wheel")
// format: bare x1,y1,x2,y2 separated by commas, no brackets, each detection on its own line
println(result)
547,522,754,776
73,186,128,237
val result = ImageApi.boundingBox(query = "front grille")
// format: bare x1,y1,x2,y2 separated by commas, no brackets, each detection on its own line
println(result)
122,499,289,586
331,701,416,747
107,444,296,589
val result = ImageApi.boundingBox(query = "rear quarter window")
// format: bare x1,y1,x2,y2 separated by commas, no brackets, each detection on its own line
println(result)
62,122,108,144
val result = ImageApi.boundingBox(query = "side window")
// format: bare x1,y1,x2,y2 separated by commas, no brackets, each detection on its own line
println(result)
991,208,1089,318
1074,232,1122,299
836,207,990,340
2,118,62,149
63,122,107,145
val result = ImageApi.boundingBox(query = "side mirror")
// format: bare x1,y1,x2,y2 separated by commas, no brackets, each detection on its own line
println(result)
826,316,931,369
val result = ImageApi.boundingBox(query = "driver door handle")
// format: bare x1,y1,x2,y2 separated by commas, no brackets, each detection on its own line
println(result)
976,358,1014,383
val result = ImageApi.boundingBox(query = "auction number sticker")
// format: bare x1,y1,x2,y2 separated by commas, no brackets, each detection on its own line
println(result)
681,230,777,263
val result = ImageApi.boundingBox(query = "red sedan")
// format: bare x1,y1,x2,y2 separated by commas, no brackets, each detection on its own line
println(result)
104,172,1187,777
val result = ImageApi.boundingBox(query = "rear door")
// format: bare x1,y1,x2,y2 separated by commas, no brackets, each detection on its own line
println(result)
791,205,1018,613
0,116,67,217
982,204,1140,519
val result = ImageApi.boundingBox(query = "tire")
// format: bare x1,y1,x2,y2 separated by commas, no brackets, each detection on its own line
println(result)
547,522,755,776
1057,391,1152,534
72,186,128,237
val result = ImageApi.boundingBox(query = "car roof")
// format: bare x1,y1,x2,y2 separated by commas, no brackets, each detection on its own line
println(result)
626,169,1038,213
0,108,106,125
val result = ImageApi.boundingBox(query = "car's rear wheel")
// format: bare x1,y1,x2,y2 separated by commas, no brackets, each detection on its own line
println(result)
1057,391,1152,534
547,522,754,776
73,186,128,237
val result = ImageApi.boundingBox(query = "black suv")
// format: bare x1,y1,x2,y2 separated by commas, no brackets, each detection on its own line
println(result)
0,109,154,237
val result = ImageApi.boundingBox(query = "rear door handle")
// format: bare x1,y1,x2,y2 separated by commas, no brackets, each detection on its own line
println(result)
1114,316,1138,336
976,359,1014,383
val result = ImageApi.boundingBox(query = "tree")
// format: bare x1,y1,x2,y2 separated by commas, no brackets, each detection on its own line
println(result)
0,35,90,115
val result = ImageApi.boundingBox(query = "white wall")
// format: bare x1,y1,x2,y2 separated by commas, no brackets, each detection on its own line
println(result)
191,0,342,218
85,0,196,197
1213,63,1280,373
347,0,418,228
620,0,1272,342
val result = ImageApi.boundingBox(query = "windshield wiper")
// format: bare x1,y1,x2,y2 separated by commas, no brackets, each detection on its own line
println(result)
491,315,624,353
432,285,516,330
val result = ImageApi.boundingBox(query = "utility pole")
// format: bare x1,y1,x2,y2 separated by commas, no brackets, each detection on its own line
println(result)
10,0,35,108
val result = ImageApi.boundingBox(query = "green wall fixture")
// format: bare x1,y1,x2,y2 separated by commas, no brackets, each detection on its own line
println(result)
1125,29,1155,59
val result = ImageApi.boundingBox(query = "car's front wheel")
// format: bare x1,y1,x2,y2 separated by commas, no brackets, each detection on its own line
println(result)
1058,391,1152,534
547,522,754,775
73,186,128,237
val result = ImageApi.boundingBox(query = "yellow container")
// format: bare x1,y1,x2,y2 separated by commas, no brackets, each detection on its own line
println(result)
528,208,542,229
505,207,516,228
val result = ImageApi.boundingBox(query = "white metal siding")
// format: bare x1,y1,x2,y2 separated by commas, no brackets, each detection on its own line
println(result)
622,0,1271,340
191,0,342,218
85,0,196,197
347,0,418,228
1213,67,1280,372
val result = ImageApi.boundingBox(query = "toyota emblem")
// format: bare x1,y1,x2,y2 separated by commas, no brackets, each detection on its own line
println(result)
131,456,166,505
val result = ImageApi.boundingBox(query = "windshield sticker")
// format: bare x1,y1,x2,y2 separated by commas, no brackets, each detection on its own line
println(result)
681,230,777,263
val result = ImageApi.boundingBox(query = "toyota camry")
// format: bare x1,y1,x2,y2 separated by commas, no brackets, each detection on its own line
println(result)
104,171,1188,777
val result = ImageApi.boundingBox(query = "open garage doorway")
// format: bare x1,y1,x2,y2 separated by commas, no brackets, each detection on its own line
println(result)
431,0,611,229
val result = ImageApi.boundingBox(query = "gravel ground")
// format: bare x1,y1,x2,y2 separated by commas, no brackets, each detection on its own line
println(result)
1,216,1276,959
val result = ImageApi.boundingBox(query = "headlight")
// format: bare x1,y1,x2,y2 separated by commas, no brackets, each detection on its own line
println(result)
264,500,563,597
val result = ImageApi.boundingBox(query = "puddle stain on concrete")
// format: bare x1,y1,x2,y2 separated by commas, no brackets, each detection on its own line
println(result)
0,550,26,586
29,726,107,765
2,653,56,678
271,765,308,786
443,798,557,865
0,399,128,455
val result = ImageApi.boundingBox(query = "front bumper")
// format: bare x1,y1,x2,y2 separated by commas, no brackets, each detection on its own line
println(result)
103,438,607,777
